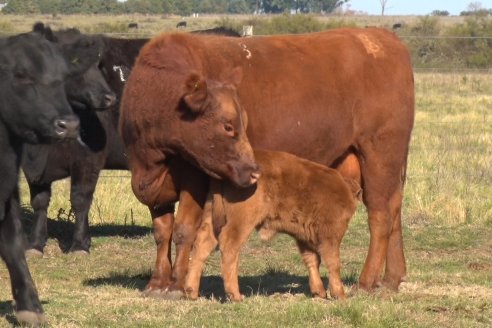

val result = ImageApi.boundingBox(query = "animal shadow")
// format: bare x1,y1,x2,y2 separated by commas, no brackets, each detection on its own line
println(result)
83,270,358,301
20,206,151,253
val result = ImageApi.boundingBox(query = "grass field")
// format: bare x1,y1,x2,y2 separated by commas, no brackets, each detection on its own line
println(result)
0,72,489,328
0,15,491,326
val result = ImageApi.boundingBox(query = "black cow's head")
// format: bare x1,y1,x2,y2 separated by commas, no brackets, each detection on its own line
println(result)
33,23,116,111
0,32,82,144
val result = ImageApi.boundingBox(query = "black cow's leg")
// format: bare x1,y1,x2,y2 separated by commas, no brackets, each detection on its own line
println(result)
0,196,46,325
26,183,52,256
68,170,99,254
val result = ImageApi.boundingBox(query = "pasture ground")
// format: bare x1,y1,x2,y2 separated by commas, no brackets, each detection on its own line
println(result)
0,39,490,327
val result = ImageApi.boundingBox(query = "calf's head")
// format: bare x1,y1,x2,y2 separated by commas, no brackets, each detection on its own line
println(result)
0,32,80,143
177,68,259,187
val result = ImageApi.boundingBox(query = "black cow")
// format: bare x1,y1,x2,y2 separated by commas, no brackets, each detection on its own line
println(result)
0,30,100,326
24,28,241,256
176,21,187,28
23,37,148,255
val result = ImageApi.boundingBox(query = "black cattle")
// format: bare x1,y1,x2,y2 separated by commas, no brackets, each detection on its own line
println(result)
128,23,139,29
24,27,241,257
0,30,101,326
22,26,121,256
176,21,187,28
23,37,148,255
191,26,240,37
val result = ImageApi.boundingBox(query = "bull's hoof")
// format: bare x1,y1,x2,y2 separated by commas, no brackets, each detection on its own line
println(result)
16,310,47,327
25,249,44,258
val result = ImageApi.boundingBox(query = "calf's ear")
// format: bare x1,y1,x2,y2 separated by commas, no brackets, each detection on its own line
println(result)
183,72,208,114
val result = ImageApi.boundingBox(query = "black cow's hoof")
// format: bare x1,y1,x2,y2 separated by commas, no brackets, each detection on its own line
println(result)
25,249,44,258
16,310,47,327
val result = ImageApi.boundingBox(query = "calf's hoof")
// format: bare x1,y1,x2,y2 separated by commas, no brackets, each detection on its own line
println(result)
25,249,44,258
16,310,47,327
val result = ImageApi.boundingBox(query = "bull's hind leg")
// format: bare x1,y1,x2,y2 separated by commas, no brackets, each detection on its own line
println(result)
357,135,409,291
296,241,326,298
26,183,52,256
185,201,218,300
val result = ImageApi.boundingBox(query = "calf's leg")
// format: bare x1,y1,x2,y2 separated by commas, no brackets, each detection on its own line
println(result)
296,240,326,298
168,176,207,295
318,238,345,299
184,201,217,300
0,196,46,325
26,183,51,256
218,218,255,302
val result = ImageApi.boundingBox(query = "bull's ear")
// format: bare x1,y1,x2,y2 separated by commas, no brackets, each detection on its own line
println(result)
32,22,56,42
183,73,208,114
225,66,243,88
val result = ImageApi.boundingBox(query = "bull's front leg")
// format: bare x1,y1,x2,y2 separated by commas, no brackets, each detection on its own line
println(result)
142,204,175,297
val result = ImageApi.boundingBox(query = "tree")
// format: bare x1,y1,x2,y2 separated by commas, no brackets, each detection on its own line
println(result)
3,0,40,13
379,0,389,16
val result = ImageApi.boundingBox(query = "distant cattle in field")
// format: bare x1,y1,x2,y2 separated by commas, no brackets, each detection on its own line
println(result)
0,28,101,326
128,23,138,29
191,26,240,37
185,150,361,301
120,28,414,298
176,21,187,28
392,23,402,30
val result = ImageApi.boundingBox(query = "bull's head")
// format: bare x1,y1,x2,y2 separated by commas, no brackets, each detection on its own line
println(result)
176,67,259,187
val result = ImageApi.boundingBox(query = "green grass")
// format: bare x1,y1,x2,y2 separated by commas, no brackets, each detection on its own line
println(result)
1,69,491,326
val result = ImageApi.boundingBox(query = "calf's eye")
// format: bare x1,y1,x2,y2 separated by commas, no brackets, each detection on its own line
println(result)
224,123,235,135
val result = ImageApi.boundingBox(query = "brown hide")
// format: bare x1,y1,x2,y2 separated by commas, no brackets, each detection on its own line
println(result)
120,28,414,292
185,150,359,300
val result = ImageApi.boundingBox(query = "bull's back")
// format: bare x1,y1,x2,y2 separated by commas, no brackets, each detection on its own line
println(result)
125,29,413,167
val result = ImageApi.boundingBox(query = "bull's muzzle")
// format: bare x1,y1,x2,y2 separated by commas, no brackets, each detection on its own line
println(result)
227,160,261,188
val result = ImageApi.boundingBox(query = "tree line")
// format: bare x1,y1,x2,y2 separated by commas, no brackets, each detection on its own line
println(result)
0,0,349,15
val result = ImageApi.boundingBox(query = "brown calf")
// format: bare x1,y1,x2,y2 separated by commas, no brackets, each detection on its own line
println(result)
185,150,361,301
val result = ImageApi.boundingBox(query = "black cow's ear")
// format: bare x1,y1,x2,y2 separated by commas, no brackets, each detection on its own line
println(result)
183,72,208,114
32,22,56,42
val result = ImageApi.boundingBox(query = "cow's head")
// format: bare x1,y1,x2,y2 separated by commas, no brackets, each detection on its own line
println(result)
33,23,116,111
176,67,259,187
0,32,80,144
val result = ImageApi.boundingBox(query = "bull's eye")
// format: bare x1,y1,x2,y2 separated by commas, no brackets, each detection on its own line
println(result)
224,123,234,135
